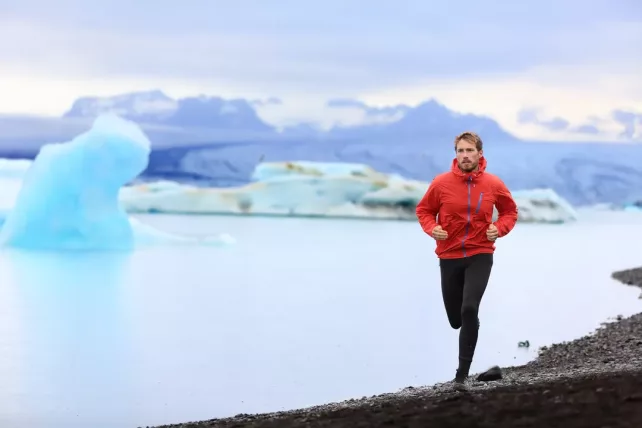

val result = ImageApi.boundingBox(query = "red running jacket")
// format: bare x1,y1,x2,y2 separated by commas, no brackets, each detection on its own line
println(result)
416,157,518,259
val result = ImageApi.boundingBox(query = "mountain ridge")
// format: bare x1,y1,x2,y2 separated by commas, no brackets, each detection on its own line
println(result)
0,90,640,207
60,90,519,142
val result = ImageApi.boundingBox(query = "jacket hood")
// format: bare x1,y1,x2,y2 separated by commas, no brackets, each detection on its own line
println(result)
450,156,487,180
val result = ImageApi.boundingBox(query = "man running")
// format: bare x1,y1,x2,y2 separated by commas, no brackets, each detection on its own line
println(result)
415,131,518,389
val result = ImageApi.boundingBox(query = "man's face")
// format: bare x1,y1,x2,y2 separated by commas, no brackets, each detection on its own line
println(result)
456,140,482,172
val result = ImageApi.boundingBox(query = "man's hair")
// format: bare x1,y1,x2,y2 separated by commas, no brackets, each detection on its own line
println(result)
454,131,483,151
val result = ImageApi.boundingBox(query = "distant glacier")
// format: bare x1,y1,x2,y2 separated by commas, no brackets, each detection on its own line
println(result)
141,138,642,207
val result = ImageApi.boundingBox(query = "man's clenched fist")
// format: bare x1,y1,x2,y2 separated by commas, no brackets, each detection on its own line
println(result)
487,224,498,241
431,225,448,240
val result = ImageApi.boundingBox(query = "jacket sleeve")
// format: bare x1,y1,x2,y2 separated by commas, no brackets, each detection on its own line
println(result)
416,178,441,236
493,178,518,237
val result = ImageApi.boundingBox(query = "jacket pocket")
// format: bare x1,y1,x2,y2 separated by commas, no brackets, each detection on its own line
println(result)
474,192,493,223
474,192,484,214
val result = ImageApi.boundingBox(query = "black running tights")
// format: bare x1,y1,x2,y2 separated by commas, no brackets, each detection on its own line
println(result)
439,253,493,372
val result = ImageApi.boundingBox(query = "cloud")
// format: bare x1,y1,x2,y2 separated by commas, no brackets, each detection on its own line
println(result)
327,98,410,116
0,0,640,142
512,106,642,141
612,109,642,140
359,63,642,142
326,99,372,110
250,98,282,107
322,98,409,127
574,124,600,135
0,0,640,94
501,106,641,140
518,108,570,131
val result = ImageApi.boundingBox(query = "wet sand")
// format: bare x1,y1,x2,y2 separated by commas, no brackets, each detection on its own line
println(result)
146,267,642,428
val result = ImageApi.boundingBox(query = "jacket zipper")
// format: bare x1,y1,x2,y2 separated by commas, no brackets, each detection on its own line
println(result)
475,192,484,214
461,176,472,257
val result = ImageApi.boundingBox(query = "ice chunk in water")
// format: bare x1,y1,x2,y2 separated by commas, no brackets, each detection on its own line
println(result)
0,114,150,250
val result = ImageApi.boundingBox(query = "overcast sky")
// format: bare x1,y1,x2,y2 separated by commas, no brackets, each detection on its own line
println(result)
0,0,640,141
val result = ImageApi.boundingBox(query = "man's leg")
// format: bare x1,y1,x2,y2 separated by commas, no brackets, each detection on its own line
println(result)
458,253,494,376
440,257,470,388
439,258,465,330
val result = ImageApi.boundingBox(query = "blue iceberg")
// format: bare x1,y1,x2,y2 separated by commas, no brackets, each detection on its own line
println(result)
0,114,234,250
0,114,149,250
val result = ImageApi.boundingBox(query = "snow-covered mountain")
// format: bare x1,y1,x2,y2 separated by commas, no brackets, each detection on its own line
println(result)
0,91,521,153
0,90,640,207
61,91,517,143
63,90,177,120
63,90,275,133
326,99,516,144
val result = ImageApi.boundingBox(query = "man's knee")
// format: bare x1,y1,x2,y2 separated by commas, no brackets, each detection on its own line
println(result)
461,304,479,322
447,314,462,330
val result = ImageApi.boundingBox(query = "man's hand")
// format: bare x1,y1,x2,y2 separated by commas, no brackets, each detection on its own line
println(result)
431,225,448,240
487,224,499,241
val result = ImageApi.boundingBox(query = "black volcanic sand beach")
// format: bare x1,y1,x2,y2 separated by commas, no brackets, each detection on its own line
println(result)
147,267,642,428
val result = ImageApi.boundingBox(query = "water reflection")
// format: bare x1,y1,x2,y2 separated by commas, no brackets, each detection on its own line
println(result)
0,249,135,428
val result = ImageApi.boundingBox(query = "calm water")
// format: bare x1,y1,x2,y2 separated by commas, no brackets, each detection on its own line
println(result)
0,210,641,428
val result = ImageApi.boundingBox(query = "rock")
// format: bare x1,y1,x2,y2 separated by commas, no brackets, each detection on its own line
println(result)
477,366,504,382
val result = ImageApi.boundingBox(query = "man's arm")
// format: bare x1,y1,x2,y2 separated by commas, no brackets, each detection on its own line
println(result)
416,178,441,236
493,178,518,237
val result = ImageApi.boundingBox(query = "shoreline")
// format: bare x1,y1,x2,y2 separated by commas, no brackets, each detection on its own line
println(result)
147,267,642,428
